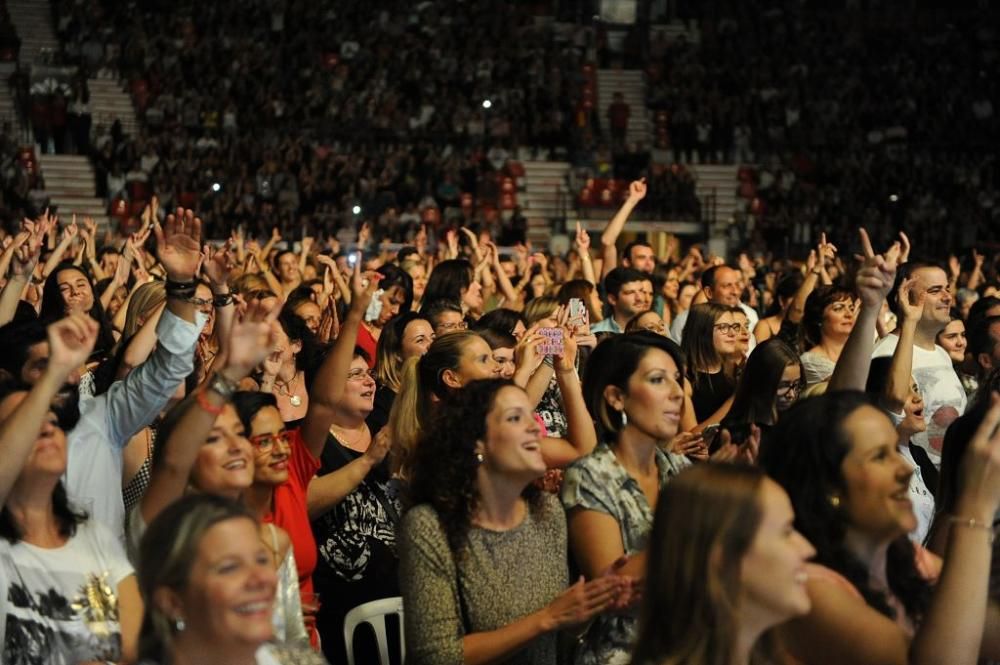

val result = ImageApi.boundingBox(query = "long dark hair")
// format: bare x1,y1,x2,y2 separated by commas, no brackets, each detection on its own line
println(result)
377,262,414,315
724,339,802,430
40,263,117,358
0,385,87,543
759,392,931,622
422,258,473,307
583,331,685,443
407,379,541,556
634,464,778,665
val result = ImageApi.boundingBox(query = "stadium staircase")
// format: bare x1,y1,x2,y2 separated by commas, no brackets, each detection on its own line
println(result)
6,0,58,65
691,163,742,230
36,153,110,229
9,0,121,230
88,78,138,136
519,160,571,249
0,62,24,137
596,69,652,146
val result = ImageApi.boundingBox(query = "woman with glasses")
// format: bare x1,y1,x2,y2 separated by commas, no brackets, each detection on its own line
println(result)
625,310,668,336
720,339,804,447
681,303,742,425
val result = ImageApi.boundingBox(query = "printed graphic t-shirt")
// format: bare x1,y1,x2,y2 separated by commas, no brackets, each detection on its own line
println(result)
873,334,967,467
0,519,134,665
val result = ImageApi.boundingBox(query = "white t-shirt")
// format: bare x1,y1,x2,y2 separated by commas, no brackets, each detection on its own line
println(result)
899,441,936,545
873,334,967,467
0,520,134,664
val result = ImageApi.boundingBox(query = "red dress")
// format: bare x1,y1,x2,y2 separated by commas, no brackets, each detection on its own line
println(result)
262,427,321,644
356,325,377,369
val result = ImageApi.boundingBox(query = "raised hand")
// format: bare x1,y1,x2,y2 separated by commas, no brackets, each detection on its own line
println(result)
62,216,79,243
222,298,283,381
11,224,43,278
350,254,382,313
459,227,483,262
895,276,925,323
948,254,961,279
857,228,898,299
817,232,838,267
445,228,459,259
575,221,591,253
669,431,706,457
155,208,203,282
898,231,911,264
627,178,647,201
46,313,99,379
202,242,234,289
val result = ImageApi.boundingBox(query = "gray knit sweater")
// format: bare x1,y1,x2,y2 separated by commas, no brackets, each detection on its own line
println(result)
399,493,569,665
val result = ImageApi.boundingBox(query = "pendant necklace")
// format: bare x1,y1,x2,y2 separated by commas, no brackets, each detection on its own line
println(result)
275,372,303,407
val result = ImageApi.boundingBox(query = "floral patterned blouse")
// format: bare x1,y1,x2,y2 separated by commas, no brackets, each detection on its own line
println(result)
560,442,690,665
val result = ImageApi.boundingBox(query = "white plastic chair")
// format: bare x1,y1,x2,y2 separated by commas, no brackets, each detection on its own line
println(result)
343,596,405,665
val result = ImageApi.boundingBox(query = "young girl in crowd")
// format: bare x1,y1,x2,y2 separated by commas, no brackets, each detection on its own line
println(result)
760,391,1000,665
633,464,815,665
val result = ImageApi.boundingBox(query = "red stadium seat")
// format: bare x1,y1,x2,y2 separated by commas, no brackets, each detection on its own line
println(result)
507,161,525,178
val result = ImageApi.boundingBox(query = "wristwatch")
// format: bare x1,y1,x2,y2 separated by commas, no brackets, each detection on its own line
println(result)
212,292,235,308
206,372,238,400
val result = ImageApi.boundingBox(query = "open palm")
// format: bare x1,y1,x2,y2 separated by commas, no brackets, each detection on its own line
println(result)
155,208,202,281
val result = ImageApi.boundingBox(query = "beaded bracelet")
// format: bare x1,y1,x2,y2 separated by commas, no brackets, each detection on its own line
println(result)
948,516,997,543
194,388,224,416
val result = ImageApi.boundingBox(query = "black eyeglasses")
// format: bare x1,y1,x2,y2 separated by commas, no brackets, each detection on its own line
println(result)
776,380,805,397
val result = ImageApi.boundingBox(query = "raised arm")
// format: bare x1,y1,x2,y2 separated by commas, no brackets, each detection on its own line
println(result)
138,300,279,525
0,224,43,326
883,278,922,413
0,314,97,507
541,328,597,467
575,222,598,286
300,256,380,456
201,241,237,373
40,217,78,279
828,229,897,392
599,179,646,281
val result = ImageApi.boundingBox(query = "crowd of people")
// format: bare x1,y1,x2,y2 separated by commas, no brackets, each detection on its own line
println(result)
0,1,999,664
0,170,998,665
647,2,1000,254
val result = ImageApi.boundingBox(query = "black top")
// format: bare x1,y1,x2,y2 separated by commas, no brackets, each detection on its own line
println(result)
690,370,735,422
366,384,397,437
311,434,403,664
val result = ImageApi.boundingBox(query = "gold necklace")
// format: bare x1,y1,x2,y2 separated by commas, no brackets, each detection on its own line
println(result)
273,371,303,407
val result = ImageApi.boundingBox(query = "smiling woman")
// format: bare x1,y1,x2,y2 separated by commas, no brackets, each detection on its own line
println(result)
137,494,324,664
759,391,1000,665
401,379,629,665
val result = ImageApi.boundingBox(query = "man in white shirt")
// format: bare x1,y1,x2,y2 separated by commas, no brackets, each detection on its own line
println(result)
670,264,758,345
873,262,965,467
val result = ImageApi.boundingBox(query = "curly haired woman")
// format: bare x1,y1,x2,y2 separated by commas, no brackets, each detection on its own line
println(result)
399,379,630,665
